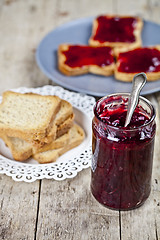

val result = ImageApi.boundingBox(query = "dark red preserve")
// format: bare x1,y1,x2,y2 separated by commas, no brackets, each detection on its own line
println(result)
62,45,114,68
118,48,160,73
93,16,137,43
91,94,156,210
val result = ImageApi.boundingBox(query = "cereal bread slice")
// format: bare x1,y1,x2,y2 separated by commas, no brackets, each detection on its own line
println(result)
0,128,71,161
58,44,115,76
44,99,74,143
0,91,61,142
0,134,33,161
89,15,143,50
0,100,74,161
33,124,85,164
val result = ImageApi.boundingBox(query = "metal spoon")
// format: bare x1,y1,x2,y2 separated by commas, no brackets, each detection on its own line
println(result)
124,72,147,127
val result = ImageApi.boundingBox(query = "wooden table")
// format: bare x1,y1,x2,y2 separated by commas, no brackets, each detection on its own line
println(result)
0,1,160,239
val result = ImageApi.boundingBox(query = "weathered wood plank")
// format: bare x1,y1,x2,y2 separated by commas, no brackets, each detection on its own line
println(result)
0,175,40,240
120,95,160,240
36,169,120,240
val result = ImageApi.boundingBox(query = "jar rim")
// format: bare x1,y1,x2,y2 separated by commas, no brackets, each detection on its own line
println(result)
94,93,156,131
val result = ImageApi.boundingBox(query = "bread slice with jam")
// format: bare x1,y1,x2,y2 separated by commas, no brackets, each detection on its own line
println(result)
58,44,115,76
89,15,143,50
114,45,160,82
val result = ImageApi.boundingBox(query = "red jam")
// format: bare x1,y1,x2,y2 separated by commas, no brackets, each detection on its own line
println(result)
91,94,156,210
93,16,137,43
62,45,114,68
118,48,160,73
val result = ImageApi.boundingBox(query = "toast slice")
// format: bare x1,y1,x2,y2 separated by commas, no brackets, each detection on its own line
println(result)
41,99,74,144
0,129,71,161
0,91,61,142
0,135,33,161
0,112,75,161
58,44,115,76
33,124,85,164
56,113,74,138
89,15,143,50
114,45,160,82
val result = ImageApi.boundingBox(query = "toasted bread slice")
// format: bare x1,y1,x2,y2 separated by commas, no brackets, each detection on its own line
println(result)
41,99,74,144
89,15,143,50
114,45,160,82
58,44,115,76
0,91,61,142
0,126,71,161
33,124,85,164
56,113,74,138
0,113,75,161
0,134,33,161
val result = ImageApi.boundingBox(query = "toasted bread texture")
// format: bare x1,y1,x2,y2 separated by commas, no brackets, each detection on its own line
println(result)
0,91,61,142
0,129,71,161
58,44,115,76
114,45,160,82
89,15,143,50
0,135,33,161
0,99,75,161
42,99,74,144
33,124,85,164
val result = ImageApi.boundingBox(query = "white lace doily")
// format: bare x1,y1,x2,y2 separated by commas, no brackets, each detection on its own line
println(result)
0,85,95,182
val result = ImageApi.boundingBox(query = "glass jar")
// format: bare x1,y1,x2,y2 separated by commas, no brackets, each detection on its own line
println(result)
91,93,156,210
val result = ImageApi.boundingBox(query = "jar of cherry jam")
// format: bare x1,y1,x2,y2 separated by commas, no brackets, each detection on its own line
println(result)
91,93,156,210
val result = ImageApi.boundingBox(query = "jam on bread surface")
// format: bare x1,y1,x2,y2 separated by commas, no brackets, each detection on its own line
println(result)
93,16,137,43
62,45,114,68
117,47,160,73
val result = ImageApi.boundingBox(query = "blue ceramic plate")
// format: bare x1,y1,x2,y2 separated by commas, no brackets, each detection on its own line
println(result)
36,17,160,97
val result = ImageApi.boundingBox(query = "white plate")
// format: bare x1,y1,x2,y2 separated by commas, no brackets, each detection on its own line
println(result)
0,86,95,182
36,17,160,97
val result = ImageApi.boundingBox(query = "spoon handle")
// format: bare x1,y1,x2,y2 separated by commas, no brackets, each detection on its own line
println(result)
124,73,147,127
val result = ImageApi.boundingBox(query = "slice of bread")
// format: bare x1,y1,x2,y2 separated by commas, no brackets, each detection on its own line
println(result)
44,99,73,143
114,45,160,82
58,44,115,76
0,91,61,142
89,15,143,50
0,135,33,161
56,113,74,138
33,124,85,164
0,125,71,161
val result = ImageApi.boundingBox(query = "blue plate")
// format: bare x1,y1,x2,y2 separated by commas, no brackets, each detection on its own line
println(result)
36,17,160,97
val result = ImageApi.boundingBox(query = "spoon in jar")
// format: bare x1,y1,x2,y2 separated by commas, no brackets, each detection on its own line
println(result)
124,72,147,127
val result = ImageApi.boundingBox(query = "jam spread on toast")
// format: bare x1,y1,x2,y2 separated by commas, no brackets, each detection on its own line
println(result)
62,45,114,68
93,16,137,43
118,48,160,73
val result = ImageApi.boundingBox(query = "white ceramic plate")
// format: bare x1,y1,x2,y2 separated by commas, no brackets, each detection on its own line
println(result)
0,86,95,182
36,17,160,97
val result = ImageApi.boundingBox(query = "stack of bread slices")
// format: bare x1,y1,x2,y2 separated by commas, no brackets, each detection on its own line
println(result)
0,91,84,163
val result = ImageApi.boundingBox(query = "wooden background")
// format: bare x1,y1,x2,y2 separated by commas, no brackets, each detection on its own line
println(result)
0,0,160,239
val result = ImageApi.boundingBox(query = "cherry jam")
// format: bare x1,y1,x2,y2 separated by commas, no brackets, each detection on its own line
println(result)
118,48,160,73
93,16,137,43
62,45,114,68
91,94,156,210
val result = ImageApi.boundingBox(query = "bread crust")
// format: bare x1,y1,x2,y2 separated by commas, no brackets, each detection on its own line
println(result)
89,15,143,50
33,123,85,164
114,45,160,82
0,91,61,142
58,44,115,76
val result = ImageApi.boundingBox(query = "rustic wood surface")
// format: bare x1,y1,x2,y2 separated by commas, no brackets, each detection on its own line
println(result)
0,0,160,239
